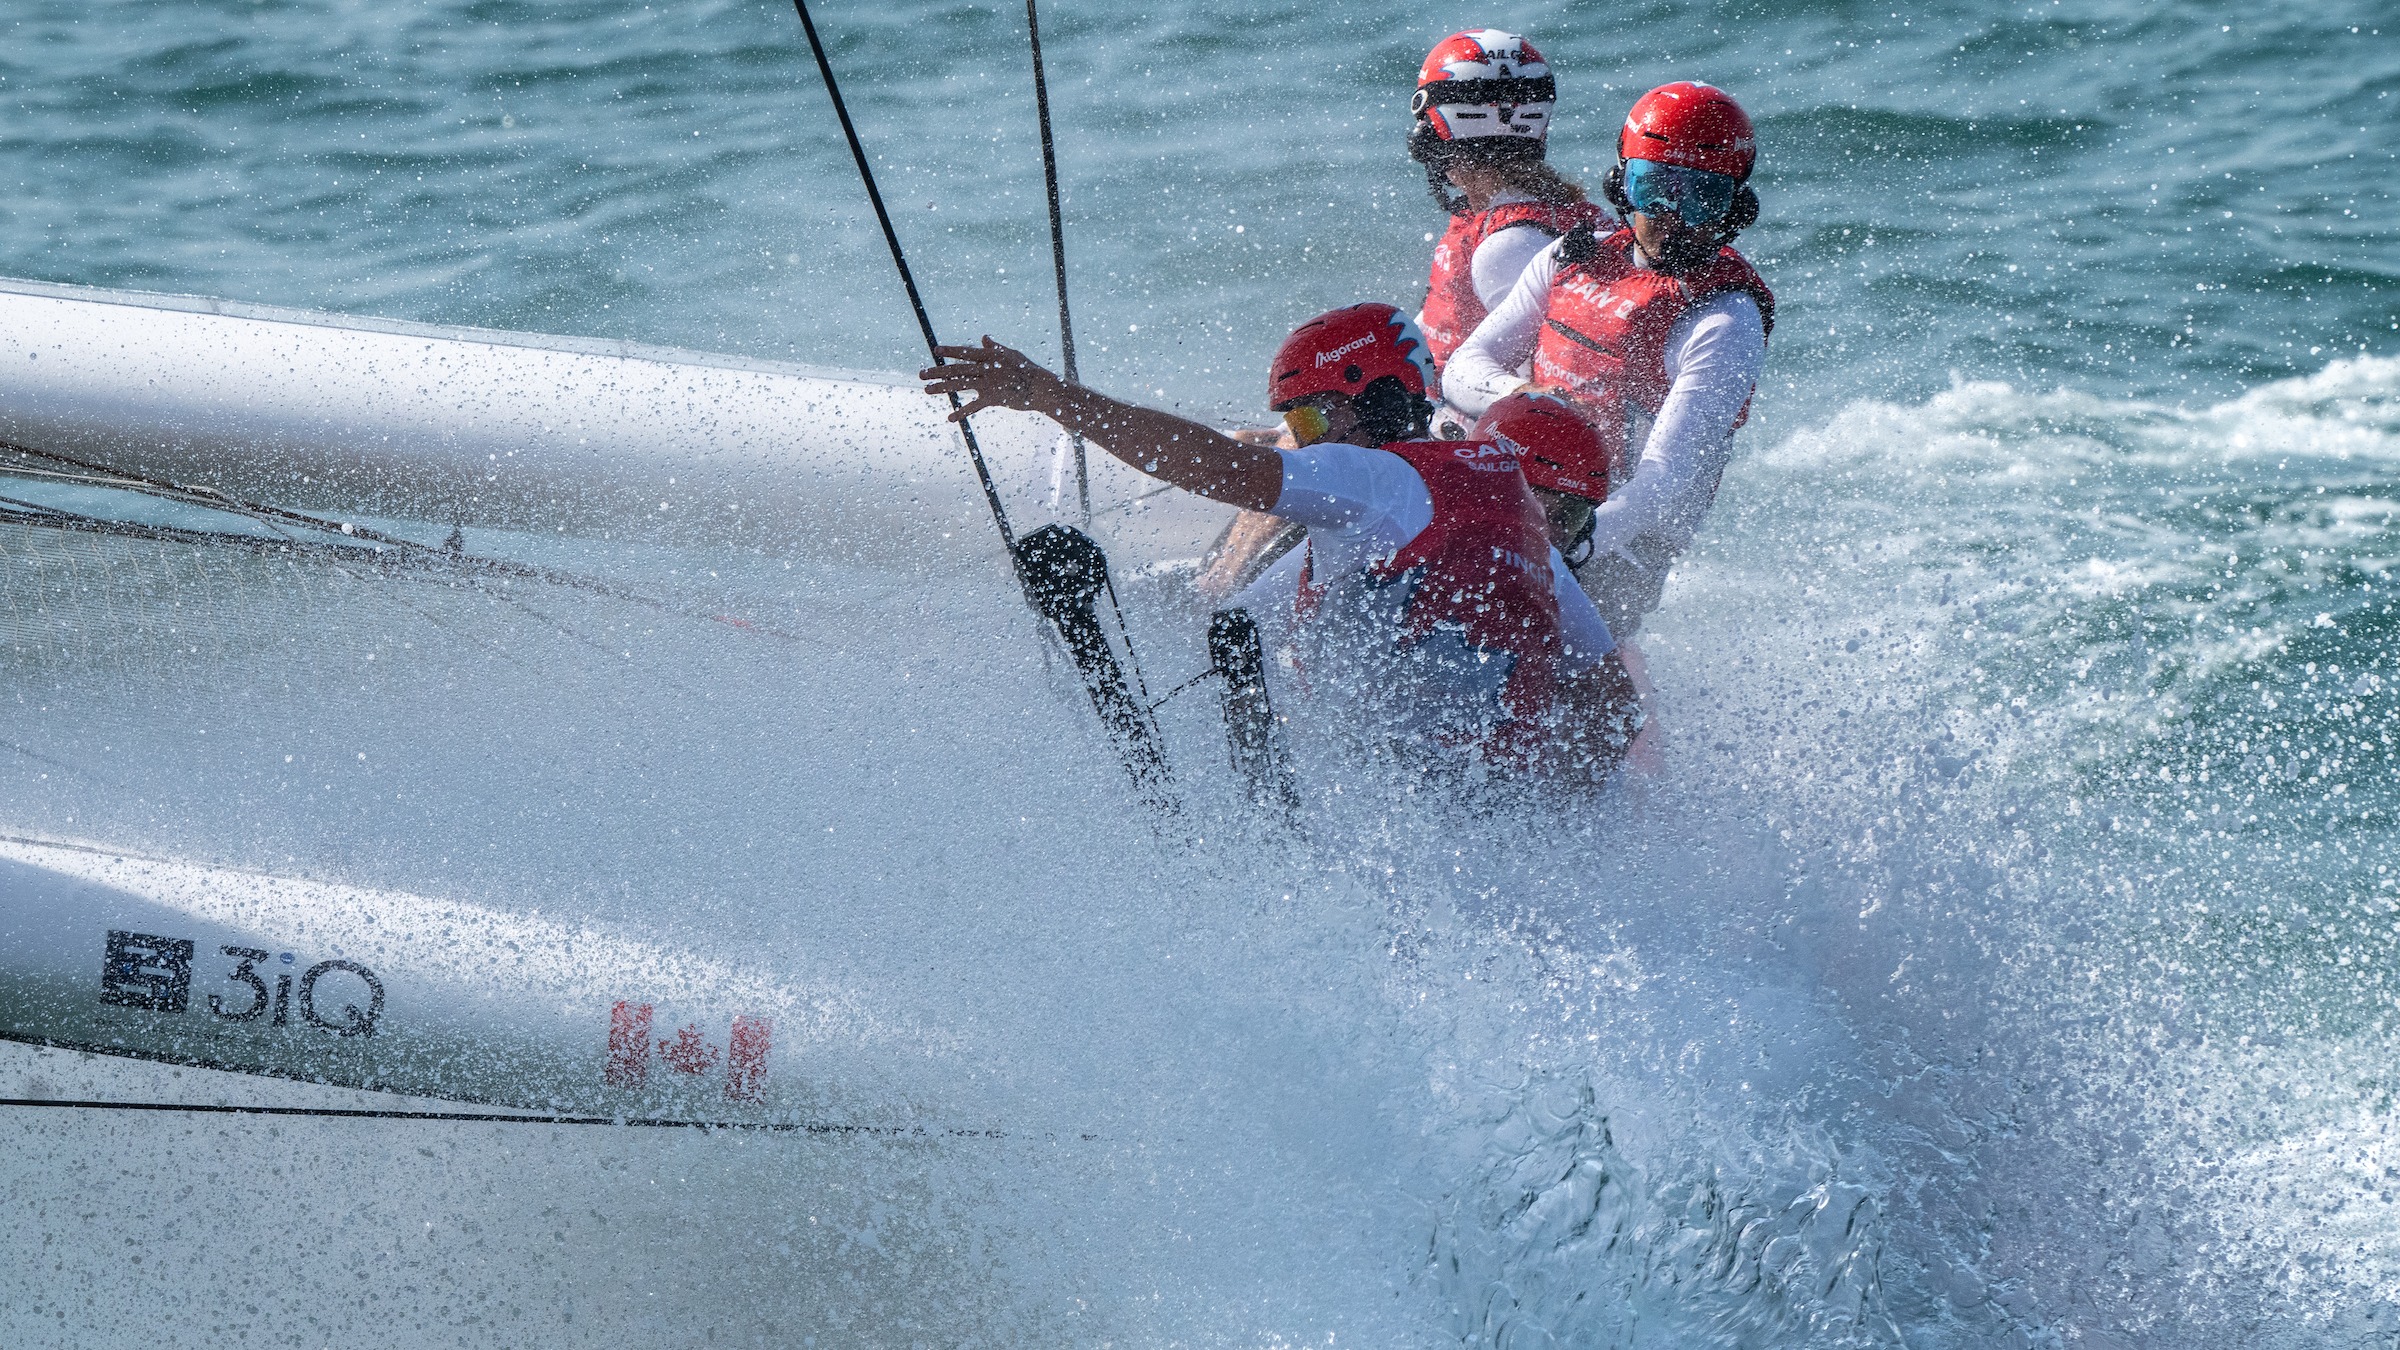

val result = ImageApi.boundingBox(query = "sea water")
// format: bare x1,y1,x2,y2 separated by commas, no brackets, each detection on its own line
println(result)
1,0,2396,1344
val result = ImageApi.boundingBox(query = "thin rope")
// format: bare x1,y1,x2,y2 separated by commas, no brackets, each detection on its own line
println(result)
1145,666,1224,713
0,1095,1015,1137
788,0,1018,559
0,446,813,642
1023,0,1089,526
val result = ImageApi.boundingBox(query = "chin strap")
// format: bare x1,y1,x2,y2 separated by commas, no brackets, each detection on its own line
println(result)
1566,216,1740,277
1563,508,1597,569
1655,231,1733,274
1425,167,1473,217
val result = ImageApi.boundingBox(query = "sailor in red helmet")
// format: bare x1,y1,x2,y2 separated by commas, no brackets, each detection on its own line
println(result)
1194,30,1600,604
1443,81,1774,642
1468,389,1611,570
1408,29,1603,387
1472,388,1666,770
921,305,1640,777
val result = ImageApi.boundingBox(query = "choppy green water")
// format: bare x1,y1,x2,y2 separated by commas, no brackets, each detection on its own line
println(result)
2,0,2390,411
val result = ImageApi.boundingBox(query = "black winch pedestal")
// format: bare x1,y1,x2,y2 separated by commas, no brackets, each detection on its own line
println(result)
1207,607,1300,818
1015,524,1178,815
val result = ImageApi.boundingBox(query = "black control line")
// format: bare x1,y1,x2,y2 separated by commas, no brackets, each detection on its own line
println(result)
0,1095,1014,1136
0,439,814,643
1023,0,1089,525
788,0,1018,559
785,1,1178,815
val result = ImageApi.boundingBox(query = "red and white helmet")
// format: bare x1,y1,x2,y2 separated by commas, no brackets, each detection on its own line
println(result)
1409,29,1556,164
1473,391,1608,500
1268,303,1437,411
1619,81,1757,180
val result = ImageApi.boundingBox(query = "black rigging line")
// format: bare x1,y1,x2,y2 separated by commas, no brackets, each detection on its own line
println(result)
1014,6,1162,716
788,0,1019,565
0,1016,1042,1137
784,0,1178,816
2,437,452,557
0,489,669,691
0,490,451,571
2,438,635,599
0,736,126,791
1023,0,1089,526
0,484,789,721
0,1096,1015,1137
0,444,817,645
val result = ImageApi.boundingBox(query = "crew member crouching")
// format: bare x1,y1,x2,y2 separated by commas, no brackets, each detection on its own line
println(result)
922,304,1640,782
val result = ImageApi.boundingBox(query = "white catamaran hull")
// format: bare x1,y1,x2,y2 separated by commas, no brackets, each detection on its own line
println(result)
0,276,1229,565
0,836,967,1126
0,278,1241,1121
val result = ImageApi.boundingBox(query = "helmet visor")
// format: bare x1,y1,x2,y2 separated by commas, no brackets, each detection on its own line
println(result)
1623,158,1739,226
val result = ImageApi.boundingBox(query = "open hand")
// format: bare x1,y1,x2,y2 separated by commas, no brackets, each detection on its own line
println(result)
918,337,1065,423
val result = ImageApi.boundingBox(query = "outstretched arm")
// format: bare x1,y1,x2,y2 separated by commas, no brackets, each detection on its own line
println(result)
921,338,1282,512
1442,239,1561,419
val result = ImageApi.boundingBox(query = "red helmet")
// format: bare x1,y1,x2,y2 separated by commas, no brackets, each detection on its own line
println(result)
1410,29,1556,161
1267,303,1437,411
1473,391,1608,500
1619,82,1756,180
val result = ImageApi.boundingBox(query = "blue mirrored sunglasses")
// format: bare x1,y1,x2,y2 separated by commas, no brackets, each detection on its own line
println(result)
1623,158,1739,226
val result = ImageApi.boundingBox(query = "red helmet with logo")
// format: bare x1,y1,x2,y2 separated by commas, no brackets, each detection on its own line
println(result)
1473,390,1608,500
1409,29,1556,165
1267,303,1437,411
1618,81,1756,180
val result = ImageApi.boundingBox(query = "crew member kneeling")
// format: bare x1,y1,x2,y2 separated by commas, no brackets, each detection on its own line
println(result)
1443,81,1774,641
922,304,1640,780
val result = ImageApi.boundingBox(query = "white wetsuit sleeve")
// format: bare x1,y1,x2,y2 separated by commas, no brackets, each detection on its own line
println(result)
1469,224,1558,312
1441,237,1561,418
1270,444,1434,553
1551,547,1616,671
1585,291,1766,556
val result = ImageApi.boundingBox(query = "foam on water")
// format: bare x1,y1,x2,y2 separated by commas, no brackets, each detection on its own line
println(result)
1639,353,2399,1342
7,351,2392,1344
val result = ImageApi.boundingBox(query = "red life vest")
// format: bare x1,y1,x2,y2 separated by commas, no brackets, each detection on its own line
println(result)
1420,199,1602,369
1294,439,1563,754
1530,227,1774,476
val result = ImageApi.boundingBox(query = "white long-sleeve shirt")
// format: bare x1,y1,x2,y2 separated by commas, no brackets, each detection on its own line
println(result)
1460,192,1562,313
1441,235,1767,558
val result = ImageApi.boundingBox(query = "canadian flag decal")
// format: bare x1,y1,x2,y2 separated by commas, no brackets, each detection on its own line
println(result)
606,1000,772,1101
